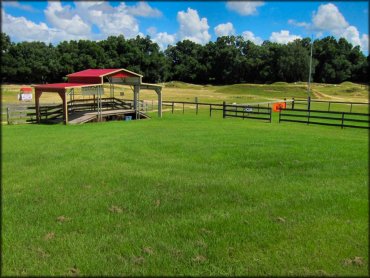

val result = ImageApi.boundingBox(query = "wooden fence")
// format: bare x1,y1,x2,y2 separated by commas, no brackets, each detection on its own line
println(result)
2,105,36,124
291,98,368,113
161,100,272,121
2,98,135,124
279,108,370,129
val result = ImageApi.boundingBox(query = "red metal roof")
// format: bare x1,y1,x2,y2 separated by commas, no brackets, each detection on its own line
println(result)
67,68,141,78
33,68,142,92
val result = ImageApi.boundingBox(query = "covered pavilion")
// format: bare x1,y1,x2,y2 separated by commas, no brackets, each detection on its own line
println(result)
33,68,162,124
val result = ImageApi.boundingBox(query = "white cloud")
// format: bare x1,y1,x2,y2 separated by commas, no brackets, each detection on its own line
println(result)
214,22,235,37
45,2,91,36
126,2,162,18
288,19,309,28
269,30,301,44
177,8,211,44
288,3,368,52
72,2,140,38
152,32,177,50
312,3,348,32
242,31,263,45
226,1,264,16
360,35,369,52
147,27,157,36
2,9,89,43
341,26,369,52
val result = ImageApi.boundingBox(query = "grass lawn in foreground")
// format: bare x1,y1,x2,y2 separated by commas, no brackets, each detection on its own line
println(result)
2,113,368,276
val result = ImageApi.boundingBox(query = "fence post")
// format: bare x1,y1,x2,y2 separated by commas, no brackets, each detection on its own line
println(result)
328,102,331,111
292,98,295,109
195,97,198,115
209,104,212,117
341,112,345,129
350,103,353,113
172,102,174,114
278,109,281,123
223,101,226,119
308,96,311,111
307,110,310,125
7,107,10,125
183,103,184,114
269,108,272,123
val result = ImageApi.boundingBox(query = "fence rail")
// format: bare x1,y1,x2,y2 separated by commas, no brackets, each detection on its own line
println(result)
161,100,272,121
222,102,271,122
2,97,135,124
279,108,370,129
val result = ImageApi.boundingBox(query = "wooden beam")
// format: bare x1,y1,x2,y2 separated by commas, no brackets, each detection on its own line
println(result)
155,88,162,118
35,89,43,123
133,84,140,119
58,91,68,125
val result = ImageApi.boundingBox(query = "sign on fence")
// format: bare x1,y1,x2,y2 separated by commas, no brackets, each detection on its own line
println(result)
272,102,286,112
18,93,32,101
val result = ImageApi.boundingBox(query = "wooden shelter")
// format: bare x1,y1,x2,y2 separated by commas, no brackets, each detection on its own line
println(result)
33,68,162,124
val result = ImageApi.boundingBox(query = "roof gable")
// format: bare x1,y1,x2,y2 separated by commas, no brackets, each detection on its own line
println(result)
67,68,142,78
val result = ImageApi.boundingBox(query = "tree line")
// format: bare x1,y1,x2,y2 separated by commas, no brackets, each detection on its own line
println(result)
1,32,368,85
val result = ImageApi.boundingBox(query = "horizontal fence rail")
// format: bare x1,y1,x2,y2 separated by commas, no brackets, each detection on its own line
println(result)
160,100,272,122
279,108,370,129
222,103,272,122
3,97,135,124
2,105,37,124
291,98,369,113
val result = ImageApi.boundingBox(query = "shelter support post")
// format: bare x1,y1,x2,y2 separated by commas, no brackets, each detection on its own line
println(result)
134,84,140,119
35,89,43,123
58,91,68,125
155,88,162,118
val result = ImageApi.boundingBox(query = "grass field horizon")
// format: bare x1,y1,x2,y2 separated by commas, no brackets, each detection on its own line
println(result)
2,81,369,106
2,111,368,276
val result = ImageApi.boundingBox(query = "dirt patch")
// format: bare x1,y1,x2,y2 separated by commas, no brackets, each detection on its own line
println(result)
132,256,145,265
200,228,212,235
68,266,80,276
44,232,55,240
192,255,207,263
36,247,50,258
154,199,161,207
195,240,208,248
142,247,154,255
343,256,365,266
108,205,123,213
56,216,70,223
275,217,286,223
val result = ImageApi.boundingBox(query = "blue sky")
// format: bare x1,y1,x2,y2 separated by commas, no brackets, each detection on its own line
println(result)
2,1,368,53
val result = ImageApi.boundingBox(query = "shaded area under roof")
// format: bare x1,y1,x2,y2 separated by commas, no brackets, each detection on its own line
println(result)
33,83,101,91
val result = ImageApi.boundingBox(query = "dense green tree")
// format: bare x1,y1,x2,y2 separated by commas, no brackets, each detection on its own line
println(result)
0,32,368,84
165,40,208,83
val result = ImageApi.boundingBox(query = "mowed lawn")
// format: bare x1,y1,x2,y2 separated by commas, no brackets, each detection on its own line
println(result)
2,114,368,276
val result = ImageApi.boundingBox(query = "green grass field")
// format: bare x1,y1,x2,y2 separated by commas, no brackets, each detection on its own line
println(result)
2,113,368,276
